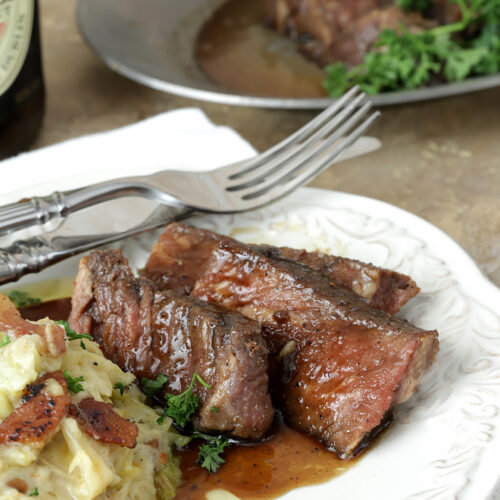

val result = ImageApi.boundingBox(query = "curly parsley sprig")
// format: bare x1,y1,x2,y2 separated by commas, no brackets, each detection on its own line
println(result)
142,373,169,397
156,373,228,473
158,373,211,428
7,290,41,308
63,369,84,393
323,0,500,96
192,432,229,474
55,320,92,350
0,335,11,348
113,382,130,396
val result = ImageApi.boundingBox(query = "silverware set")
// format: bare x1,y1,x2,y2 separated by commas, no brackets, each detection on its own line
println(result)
0,87,380,285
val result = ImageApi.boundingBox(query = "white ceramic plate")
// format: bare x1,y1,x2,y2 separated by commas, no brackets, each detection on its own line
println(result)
3,188,500,500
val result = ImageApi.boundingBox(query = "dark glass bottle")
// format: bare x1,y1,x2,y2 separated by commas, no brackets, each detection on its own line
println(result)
0,0,45,160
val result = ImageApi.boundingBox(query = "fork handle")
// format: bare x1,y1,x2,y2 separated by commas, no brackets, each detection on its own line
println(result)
0,203,191,285
0,176,164,236
0,236,54,285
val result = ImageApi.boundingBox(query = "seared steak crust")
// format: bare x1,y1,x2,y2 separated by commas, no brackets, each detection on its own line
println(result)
255,245,419,315
191,239,438,458
69,250,273,440
142,222,419,314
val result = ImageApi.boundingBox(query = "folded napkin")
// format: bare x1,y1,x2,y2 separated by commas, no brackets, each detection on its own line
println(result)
0,108,256,205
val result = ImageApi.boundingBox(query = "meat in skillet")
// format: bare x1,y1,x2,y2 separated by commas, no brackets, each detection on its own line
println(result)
68,250,273,440
191,239,438,458
262,0,433,66
141,222,419,314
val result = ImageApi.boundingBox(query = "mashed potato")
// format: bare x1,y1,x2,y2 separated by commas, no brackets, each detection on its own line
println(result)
0,313,188,500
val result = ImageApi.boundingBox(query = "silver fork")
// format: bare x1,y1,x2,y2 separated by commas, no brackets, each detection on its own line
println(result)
0,86,379,236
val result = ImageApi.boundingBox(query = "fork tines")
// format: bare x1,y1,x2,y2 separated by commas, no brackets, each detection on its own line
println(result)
225,86,380,203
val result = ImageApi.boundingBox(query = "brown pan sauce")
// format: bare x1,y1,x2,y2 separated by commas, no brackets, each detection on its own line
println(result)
195,0,327,98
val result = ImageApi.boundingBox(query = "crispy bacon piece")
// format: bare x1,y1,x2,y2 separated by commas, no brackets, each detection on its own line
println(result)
0,294,66,356
72,398,138,449
0,371,71,448
141,222,419,314
6,479,27,494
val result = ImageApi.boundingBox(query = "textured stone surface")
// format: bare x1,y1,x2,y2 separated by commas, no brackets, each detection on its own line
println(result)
33,0,500,286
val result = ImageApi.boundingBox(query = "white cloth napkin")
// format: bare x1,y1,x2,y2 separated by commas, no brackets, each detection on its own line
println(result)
0,108,256,205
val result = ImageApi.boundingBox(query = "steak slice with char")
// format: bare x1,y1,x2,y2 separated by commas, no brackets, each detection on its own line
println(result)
255,245,419,315
142,222,419,314
68,250,273,440
190,239,438,458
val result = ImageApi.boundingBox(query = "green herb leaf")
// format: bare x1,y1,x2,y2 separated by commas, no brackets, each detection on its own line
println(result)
210,406,218,413
7,290,41,308
28,487,39,496
396,0,431,12
323,0,500,96
162,373,211,428
113,382,130,396
142,373,169,397
63,369,84,393
0,335,11,348
194,434,229,473
56,320,92,350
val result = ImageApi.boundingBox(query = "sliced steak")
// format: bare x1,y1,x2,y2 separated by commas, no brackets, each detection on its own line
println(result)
142,222,419,314
255,245,419,314
191,239,438,458
69,250,273,440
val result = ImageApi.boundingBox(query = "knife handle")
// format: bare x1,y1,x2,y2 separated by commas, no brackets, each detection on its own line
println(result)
0,203,191,285
0,237,52,285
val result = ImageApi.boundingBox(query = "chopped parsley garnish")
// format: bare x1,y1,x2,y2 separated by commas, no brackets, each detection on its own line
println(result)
192,432,229,473
113,382,130,396
55,320,92,349
161,373,211,428
323,0,500,96
28,487,39,496
7,290,41,308
397,0,431,12
0,335,10,348
63,369,84,393
155,374,226,473
142,373,169,397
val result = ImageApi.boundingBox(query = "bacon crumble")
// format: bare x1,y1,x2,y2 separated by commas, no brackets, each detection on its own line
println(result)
0,371,71,448
72,397,138,449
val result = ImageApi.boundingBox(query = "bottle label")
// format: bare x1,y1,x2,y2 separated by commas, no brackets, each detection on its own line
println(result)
0,0,34,97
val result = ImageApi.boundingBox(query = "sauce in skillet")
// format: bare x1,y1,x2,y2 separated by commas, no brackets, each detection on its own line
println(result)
195,0,327,98
21,297,356,500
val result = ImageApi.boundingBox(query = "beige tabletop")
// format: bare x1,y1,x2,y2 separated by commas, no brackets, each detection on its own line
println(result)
34,0,500,287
